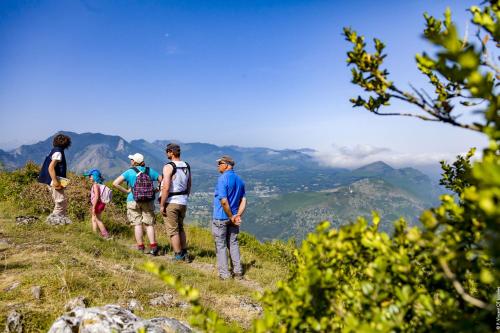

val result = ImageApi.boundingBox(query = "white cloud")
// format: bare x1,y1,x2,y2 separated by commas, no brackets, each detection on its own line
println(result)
337,144,391,159
311,144,474,169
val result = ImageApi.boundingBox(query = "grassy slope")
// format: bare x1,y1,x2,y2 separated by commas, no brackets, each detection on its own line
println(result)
0,202,289,332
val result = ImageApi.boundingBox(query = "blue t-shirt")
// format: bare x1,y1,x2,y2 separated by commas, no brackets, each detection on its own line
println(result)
213,170,246,220
121,166,160,202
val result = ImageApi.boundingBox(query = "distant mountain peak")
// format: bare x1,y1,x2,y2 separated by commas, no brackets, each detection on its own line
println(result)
354,161,394,173
116,139,125,152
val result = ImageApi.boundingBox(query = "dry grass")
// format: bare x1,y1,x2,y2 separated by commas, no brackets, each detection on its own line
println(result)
0,201,289,331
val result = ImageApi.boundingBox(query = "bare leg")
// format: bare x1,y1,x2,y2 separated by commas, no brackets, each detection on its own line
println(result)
134,224,144,245
180,230,187,249
170,234,182,253
145,225,156,245
91,215,98,233
94,212,109,236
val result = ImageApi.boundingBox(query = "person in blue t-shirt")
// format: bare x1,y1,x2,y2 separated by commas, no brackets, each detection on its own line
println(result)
212,155,247,280
113,153,162,255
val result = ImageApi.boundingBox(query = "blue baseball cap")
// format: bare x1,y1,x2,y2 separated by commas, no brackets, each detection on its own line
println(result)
83,169,104,183
83,169,101,177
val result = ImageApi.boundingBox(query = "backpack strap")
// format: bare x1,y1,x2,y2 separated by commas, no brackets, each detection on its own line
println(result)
132,167,149,176
166,162,190,176
166,162,190,198
168,189,190,197
167,162,177,176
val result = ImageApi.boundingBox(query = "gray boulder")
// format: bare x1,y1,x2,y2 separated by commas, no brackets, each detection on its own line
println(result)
31,286,42,300
4,310,23,333
15,215,39,225
126,298,143,312
149,293,175,307
46,214,72,225
48,304,193,333
64,296,88,311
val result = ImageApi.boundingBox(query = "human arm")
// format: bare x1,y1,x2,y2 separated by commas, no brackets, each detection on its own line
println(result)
220,198,235,222
48,159,63,189
159,164,173,215
112,175,130,194
232,197,247,226
91,183,100,215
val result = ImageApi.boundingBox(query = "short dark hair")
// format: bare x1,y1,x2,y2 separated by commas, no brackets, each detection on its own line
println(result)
166,143,181,157
53,134,71,149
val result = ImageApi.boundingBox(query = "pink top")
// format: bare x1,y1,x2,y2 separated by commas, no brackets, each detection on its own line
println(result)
90,184,101,204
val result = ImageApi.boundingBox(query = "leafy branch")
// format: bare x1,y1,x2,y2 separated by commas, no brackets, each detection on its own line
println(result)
343,2,499,134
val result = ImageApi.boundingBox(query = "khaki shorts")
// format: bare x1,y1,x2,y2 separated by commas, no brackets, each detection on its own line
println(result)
163,203,187,236
127,201,156,226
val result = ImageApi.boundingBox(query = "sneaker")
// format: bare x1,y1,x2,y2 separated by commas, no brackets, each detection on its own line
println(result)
219,275,231,281
149,246,160,256
173,252,186,261
180,249,192,263
234,273,244,280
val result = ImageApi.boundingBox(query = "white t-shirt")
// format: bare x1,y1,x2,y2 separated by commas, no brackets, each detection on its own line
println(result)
51,152,62,161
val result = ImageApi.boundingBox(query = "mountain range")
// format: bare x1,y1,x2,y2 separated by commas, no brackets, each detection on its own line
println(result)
0,131,446,240
0,131,321,177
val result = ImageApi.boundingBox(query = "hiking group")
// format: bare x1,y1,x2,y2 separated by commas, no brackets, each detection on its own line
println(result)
38,134,247,280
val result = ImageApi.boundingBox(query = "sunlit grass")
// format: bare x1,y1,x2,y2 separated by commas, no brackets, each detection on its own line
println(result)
0,201,290,331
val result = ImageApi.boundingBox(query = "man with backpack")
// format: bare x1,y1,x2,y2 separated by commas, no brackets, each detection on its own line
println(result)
38,133,73,225
113,153,162,255
159,143,192,261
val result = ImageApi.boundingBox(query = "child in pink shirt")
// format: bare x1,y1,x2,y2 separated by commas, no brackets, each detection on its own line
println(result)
84,169,110,239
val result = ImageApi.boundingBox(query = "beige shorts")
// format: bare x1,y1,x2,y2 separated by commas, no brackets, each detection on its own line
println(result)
127,201,156,226
163,203,187,236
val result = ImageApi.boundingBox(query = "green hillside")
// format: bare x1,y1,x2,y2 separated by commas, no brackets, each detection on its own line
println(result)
243,178,426,241
0,166,291,331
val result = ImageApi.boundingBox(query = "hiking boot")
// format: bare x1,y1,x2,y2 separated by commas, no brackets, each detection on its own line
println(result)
219,275,231,281
168,251,187,262
149,247,160,256
233,273,244,280
180,249,192,263
136,245,146,254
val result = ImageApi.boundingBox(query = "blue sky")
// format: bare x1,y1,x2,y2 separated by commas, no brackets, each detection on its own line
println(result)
0,0,487,168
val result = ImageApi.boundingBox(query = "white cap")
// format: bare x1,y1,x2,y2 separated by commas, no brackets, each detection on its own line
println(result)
128,153,144,164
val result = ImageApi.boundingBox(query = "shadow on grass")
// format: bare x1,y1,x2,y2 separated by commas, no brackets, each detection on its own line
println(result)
191,248,216,259
3,261,32,270
107,223,132,237
242,259,257,274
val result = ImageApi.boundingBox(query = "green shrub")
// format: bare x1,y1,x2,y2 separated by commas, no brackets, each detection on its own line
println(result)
0,163,129,227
